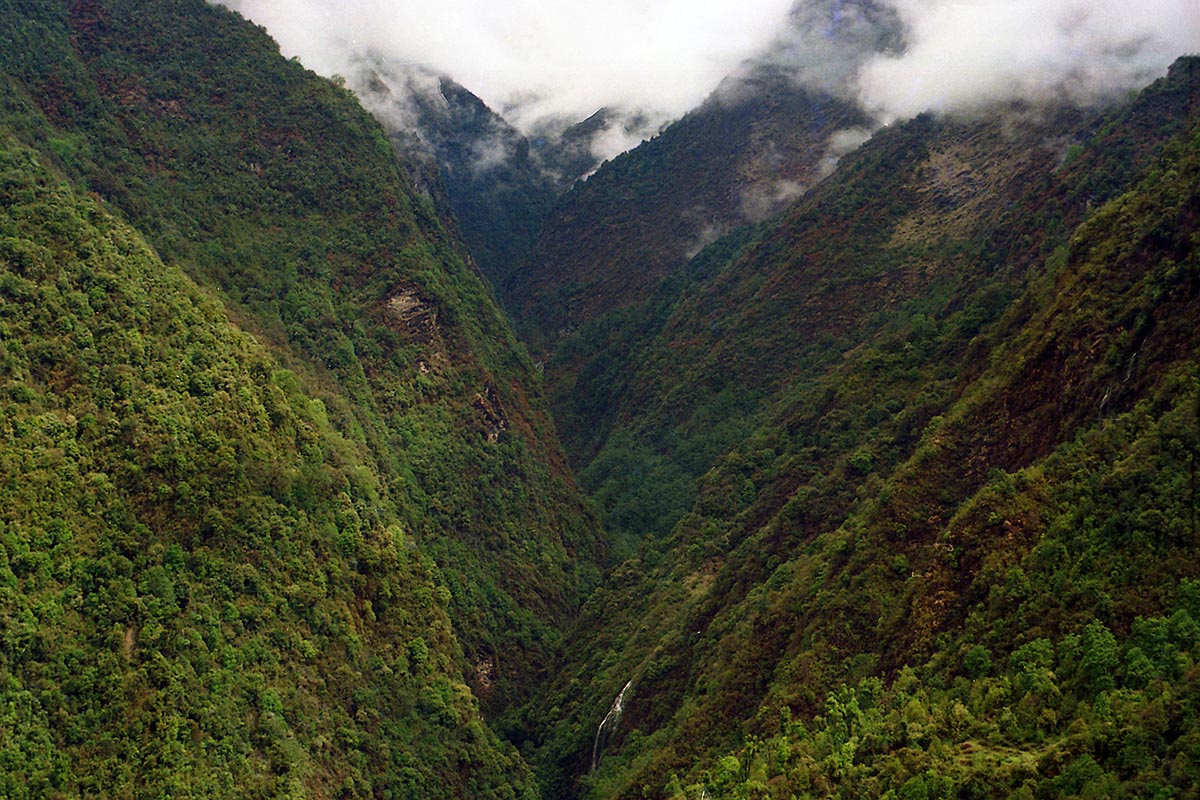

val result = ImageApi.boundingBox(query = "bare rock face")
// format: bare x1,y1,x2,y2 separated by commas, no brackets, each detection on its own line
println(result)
384,285,449,374
473,653,497,698
472,383,509,443
386,286,439,341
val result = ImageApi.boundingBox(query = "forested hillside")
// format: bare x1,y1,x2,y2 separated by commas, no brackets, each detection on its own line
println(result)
354,67,560,293
511,58,1200,798
2,1,1198,798
507,69,868,354
0,0,602,795
0,136,535,797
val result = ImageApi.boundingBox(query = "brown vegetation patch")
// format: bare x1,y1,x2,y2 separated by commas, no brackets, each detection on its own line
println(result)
385,287,439,341
471,383,508,443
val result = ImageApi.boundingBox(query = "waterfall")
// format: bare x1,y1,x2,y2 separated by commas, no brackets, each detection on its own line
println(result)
590,679,632,771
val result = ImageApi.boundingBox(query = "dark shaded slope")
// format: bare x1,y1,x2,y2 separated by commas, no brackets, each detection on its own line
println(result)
518,59,1200,799
558,104,1098,552
567,60,1200,553
495,72,870,552
359,67,560,292
510,70,869,349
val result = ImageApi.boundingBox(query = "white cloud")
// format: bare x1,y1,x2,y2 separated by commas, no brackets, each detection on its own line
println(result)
857,0,1200,122
818,126,874,177
214,0,1198,154
215,0,797,133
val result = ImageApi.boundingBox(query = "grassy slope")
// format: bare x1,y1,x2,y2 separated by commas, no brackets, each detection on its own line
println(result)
516,59,1200,798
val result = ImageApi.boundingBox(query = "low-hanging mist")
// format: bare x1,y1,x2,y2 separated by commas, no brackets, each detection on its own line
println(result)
213,0,1196,159
212,0,795,157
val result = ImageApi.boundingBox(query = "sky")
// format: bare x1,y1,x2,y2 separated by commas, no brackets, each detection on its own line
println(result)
858,0,1200,122
215,0,795,130
215,0,1199,144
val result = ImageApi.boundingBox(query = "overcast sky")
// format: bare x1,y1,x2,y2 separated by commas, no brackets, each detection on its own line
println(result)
859,0,1200,121
215,0,1199,135
216,0,794,128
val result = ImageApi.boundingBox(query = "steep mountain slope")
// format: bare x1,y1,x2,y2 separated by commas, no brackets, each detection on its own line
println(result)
356,67,560,293
0,135,535,799
570,105,1096,550
503,0,904,353
485,71,874,554
509,69,869,351
4,2,1198,798
514,58,1200,798
2,0,605,709
550,59,1200,554
0,0,603,794
352,66,646,300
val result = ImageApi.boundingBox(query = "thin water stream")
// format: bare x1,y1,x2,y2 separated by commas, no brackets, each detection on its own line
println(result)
590,679,632,771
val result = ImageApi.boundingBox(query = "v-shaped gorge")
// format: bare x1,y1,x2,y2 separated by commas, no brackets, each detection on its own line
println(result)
2,2,1200,799
490,58,1200,799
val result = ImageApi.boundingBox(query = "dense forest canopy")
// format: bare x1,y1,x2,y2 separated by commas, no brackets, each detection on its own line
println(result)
0,0,600,795
1,1,1198,798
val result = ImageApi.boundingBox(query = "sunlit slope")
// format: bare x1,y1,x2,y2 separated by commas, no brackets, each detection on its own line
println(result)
0,0,603,715
0,137,537,798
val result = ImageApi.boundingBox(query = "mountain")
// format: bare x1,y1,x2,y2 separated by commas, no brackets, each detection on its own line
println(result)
488,70,877,554
511,57,1200,798
0,134,537,798
0,0,601,795
349,65,635,299
3,1,1199,798
507,67,871,352
351,65,561,294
